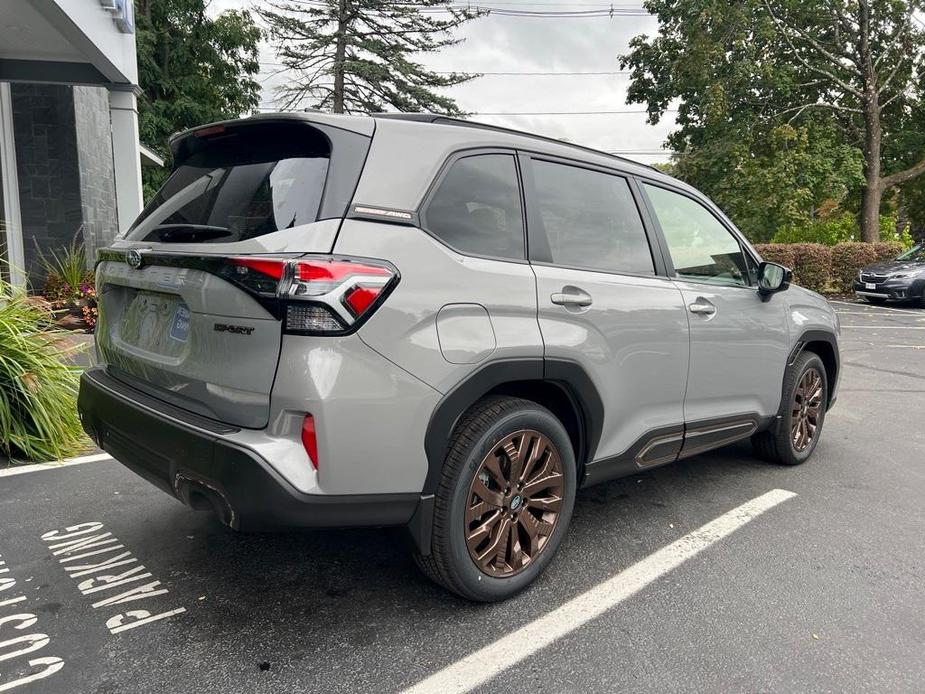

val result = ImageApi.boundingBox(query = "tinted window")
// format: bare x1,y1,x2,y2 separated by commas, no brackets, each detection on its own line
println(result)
644,184,750,287
424,155,524,260
531,161,654,275
129,123,331,243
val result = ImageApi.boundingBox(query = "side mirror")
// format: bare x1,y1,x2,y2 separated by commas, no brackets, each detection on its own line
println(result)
757,261,791,298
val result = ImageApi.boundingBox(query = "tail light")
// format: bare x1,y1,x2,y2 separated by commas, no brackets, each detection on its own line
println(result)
222,255,398,335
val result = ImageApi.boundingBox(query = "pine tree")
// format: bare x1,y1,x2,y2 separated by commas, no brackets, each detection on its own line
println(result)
258,0,482,115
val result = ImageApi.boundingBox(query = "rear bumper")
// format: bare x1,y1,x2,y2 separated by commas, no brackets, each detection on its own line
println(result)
77,367,419,531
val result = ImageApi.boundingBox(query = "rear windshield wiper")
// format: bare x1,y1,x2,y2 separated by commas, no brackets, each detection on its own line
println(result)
146,224,232,243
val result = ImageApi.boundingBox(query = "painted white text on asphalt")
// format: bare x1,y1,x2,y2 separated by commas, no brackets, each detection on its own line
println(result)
0,552,65,692
40,522,186,635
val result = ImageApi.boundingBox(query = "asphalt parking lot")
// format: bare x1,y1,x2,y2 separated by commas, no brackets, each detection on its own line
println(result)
1,300,923,694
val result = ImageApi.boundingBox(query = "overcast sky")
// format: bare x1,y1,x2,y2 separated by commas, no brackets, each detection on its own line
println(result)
210,1,677,163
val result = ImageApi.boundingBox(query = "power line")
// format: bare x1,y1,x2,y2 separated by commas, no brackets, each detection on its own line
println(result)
255,106,674,115
468,109,673,115
272,1,650,17
258,63,630,76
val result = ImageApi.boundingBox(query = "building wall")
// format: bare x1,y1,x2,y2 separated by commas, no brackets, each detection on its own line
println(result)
74,86,118,258
10,83,82,285
10,83,119,287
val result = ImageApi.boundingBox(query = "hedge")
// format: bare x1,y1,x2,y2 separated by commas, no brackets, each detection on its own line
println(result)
754,241,903,295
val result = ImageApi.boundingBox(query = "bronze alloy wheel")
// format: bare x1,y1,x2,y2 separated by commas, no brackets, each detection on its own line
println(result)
791,367,824,452
465,429,565,577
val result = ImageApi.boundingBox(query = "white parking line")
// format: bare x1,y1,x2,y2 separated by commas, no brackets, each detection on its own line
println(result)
0,452,112,478
829,299,922,314
402,488,797,694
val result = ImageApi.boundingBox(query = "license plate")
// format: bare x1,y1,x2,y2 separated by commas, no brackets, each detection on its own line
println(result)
865,282,877,290
169,304,191,342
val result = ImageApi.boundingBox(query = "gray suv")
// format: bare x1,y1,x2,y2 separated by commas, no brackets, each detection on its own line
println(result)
78,112,840,601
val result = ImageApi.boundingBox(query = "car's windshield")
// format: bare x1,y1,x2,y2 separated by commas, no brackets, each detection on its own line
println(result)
896,244,925,262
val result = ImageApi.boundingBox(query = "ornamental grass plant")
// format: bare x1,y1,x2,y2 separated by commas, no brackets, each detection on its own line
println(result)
0,269,87,462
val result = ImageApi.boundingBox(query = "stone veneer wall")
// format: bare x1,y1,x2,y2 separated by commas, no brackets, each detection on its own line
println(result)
10,84,119,287
73,86,118,261
10,83,82,285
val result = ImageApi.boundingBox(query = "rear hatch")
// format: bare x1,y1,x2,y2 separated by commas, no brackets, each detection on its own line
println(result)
95,116,374,428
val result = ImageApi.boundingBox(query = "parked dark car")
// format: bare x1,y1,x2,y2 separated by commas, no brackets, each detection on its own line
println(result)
854,244,925,306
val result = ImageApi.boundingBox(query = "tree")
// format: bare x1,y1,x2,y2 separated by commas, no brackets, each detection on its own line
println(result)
621,0,925,242
258,0,481,114
668,121,864,242
135,0,263,198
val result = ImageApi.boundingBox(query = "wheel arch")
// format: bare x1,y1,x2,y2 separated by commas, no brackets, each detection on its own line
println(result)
786,330,839,411
422,358,604,495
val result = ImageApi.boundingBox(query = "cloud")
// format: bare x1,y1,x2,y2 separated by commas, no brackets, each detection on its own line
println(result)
214,0,676,162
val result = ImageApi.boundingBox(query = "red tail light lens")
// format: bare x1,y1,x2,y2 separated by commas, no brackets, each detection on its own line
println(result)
221,255,398,335
301,414,319,470
229,257,287,279
285,256,397,334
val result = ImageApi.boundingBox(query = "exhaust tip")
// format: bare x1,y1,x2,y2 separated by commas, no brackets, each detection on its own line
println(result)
174,473,236,528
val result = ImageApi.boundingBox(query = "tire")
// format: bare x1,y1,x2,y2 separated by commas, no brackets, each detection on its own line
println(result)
864,296,887,305
414,395,577,602
752,351,828,466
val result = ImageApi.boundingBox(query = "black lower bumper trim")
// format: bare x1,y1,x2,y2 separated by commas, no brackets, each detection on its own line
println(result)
78,367,419,531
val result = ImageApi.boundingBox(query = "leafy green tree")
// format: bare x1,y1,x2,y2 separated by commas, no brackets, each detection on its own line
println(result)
667,121,863,241
257,0,481,114
622,0,925,242
135,0,263,198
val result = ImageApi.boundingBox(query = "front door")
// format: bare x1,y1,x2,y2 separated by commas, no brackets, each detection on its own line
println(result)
523,155,689,472
640,182,790,449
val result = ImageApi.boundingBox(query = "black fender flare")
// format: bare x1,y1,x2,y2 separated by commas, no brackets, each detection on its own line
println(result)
774,329,840,431
421,357,604,495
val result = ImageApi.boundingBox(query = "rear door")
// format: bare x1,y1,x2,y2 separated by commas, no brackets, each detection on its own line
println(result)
639,181,789,443
523,154,690,475
95,118,372,428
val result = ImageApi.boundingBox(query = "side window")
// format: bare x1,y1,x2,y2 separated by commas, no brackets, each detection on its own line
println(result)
530,160,655,275
644,184,750,287
423,154,524,260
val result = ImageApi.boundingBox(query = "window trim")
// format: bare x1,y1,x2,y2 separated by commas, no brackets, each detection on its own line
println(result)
416,147,529,264
519,152,667,278
636,177,761,291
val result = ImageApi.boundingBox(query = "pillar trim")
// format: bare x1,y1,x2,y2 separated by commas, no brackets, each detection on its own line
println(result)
0,82,26,288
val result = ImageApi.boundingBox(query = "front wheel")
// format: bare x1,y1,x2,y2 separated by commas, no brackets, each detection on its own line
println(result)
752,351,828,466
415,396,576,602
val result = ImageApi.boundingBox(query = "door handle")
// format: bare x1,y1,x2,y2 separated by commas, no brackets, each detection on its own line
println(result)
688,300,716,315
551,287,592,307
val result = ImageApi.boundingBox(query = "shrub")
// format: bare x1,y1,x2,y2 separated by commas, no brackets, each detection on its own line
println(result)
754,243,795,269
0,273,87,461
39,234,96,333
39,234,88,296
830,243,877,294
788,243,832,294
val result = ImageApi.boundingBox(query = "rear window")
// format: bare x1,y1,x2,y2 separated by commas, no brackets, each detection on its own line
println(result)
128,123,333,243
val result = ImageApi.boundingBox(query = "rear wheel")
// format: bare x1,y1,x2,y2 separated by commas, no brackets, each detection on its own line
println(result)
752,352,827,466
414,396,576,602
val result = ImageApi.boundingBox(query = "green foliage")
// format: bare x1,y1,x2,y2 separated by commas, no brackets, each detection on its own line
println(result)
0,272,87,462
772,213,914,248
669,122,864,242
135,0,263,199
622,0,925,241
258,0,481,115
37,234,89,297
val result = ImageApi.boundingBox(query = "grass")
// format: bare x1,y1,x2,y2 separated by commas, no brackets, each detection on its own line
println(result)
37,233,89,295
0,271,89,462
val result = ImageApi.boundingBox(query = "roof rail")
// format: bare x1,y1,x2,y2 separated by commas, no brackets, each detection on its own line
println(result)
371,112,660,171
